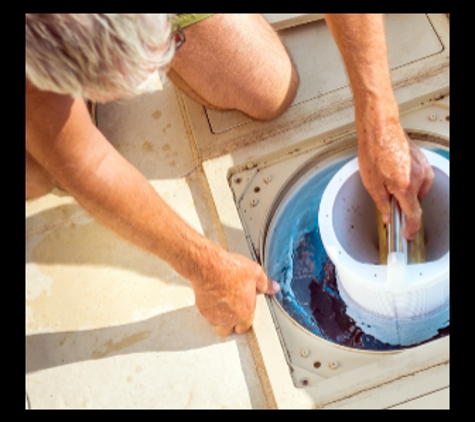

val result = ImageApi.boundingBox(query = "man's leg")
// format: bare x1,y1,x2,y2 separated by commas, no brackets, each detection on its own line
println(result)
168,14,299,121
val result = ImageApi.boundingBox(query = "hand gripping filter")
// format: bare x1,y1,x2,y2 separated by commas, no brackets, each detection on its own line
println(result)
318,148,449,346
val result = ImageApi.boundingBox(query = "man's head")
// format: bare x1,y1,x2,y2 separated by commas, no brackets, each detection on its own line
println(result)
26,14,176,102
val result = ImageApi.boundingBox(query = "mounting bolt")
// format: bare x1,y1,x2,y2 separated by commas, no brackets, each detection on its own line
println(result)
251,199,259,207
300,349,309,358
264,175,272,184
429,113,438,121
329,361,339,370
300,378,310,387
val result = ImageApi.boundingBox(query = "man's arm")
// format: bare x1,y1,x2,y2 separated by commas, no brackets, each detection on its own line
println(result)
323,14,434,240
26,80,279,336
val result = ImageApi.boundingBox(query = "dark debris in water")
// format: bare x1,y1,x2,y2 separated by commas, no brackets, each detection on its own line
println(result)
308,258,402,351
294,233,450,351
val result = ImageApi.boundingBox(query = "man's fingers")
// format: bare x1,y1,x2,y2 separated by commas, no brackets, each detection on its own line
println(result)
234,320,253,335
403,207,422,241
369,178,422,241
417,166,435,201
375,197,391,226
256,274,280,295
215,321,253,337
364,182,391,225
393,191,422,241
215,325,234,337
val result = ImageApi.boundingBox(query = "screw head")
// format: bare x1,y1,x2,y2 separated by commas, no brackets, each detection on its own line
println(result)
300,349,309,358
300,377,310,387
329,361,339,370
264,175,272,184
429,113,438,121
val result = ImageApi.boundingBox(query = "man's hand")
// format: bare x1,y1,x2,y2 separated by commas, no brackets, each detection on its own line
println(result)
191,250,280,337
356,115,434,241
323,14,435,240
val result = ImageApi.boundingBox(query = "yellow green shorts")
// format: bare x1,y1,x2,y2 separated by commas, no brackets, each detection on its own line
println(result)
176,13,214,28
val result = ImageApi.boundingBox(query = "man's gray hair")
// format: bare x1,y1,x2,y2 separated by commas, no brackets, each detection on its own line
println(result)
26,14,176,101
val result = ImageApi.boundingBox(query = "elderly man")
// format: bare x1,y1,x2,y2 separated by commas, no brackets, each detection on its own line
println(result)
26,14,433,337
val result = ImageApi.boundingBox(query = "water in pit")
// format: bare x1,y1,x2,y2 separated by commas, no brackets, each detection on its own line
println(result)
293,229,449,351
268,147,450,351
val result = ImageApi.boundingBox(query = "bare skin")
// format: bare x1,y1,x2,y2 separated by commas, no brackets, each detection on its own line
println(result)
323,14,434,240
169,14,299,120
26,79,280,337
26,149,55,199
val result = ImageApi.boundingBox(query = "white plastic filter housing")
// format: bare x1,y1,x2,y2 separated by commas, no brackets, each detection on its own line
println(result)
318,148,449,346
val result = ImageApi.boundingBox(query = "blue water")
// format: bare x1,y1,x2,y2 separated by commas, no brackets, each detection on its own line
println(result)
266,148,450,351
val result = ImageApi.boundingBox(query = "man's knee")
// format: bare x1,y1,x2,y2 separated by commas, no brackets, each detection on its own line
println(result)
223,21,300,121
248,61,300,121
170,14,300,121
